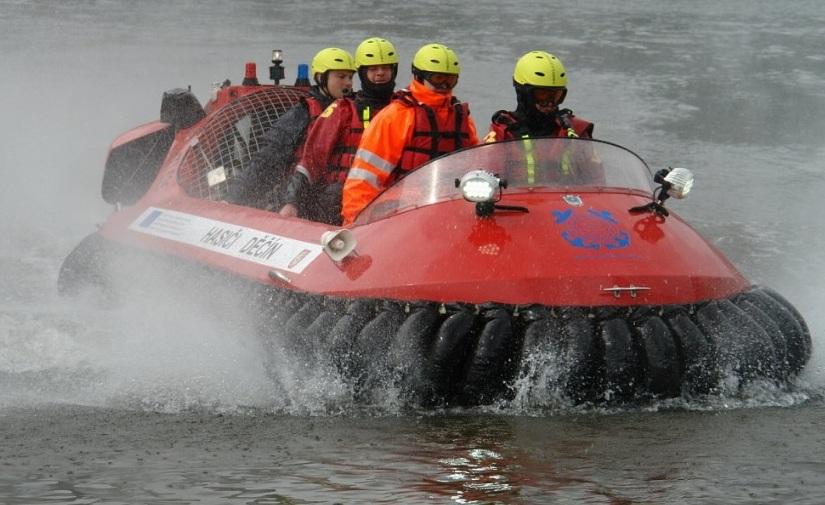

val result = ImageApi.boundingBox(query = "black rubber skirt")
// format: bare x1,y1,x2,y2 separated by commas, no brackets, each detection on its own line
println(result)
253,283,811,406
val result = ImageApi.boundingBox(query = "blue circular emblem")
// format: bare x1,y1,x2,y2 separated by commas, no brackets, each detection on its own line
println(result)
552,208,630,250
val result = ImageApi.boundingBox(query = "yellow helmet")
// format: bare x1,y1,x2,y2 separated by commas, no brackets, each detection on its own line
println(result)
513,51,567,87
412,43,460,75
311,47,356,77
355,37,399,68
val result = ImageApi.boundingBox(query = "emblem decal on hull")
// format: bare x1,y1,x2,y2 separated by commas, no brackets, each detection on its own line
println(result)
562,194,583,207
129,207,323,273
552,208,631,250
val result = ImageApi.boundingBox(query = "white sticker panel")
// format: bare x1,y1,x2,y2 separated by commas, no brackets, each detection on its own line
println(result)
206,166,227,187
128,207,324,273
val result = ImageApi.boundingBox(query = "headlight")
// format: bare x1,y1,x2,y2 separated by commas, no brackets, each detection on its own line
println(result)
456,170,500,202
663,167,694,199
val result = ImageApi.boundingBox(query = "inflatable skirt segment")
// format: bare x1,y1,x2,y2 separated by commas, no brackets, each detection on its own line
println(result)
254,281,811,405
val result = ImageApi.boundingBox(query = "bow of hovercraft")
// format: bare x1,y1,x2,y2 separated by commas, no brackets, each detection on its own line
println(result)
296,137,811,404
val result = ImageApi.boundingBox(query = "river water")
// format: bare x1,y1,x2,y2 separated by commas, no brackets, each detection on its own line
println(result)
2,0,825,503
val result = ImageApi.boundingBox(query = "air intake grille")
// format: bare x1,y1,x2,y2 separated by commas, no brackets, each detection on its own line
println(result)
177,87,307,200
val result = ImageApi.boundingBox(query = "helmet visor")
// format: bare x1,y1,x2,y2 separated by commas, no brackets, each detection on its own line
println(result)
533,87,565,106
425,72,459,90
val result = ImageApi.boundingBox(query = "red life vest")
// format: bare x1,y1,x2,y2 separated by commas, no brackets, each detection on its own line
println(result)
490,109,593,141
304,96,325,122
396,90,473,172
287,95,328,167
325,100,378,184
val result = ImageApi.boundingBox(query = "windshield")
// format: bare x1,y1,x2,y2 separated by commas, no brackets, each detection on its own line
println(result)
355,137,654,225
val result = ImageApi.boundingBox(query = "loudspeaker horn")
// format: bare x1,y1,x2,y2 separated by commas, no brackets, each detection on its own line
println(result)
320,229,357,261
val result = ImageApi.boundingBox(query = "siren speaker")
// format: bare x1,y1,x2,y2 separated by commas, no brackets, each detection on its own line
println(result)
320,229,357,261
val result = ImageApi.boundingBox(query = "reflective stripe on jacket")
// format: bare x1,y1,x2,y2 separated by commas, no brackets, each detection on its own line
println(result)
297,99,386,185
341,79,479,224
395,91,473,171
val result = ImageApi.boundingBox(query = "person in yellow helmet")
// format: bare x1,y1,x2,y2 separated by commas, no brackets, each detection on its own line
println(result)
485,51,593,143
229,47,356,208
308,47,357,101
279,38,399,224
485,51,603,186
341,42,479,225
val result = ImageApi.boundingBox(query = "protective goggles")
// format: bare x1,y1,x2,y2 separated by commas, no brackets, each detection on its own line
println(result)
532,87,565,105
424,72,459,90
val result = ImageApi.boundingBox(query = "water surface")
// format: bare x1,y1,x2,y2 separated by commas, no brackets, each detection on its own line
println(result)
1,0,824,503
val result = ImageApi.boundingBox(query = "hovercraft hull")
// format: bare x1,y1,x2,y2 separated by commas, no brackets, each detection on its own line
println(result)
59,84,812,405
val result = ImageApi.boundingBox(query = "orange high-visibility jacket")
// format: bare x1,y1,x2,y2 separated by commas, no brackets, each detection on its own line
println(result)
341,79,479,224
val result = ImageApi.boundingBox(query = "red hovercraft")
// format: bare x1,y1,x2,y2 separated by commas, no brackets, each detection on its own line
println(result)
59,57,811,406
